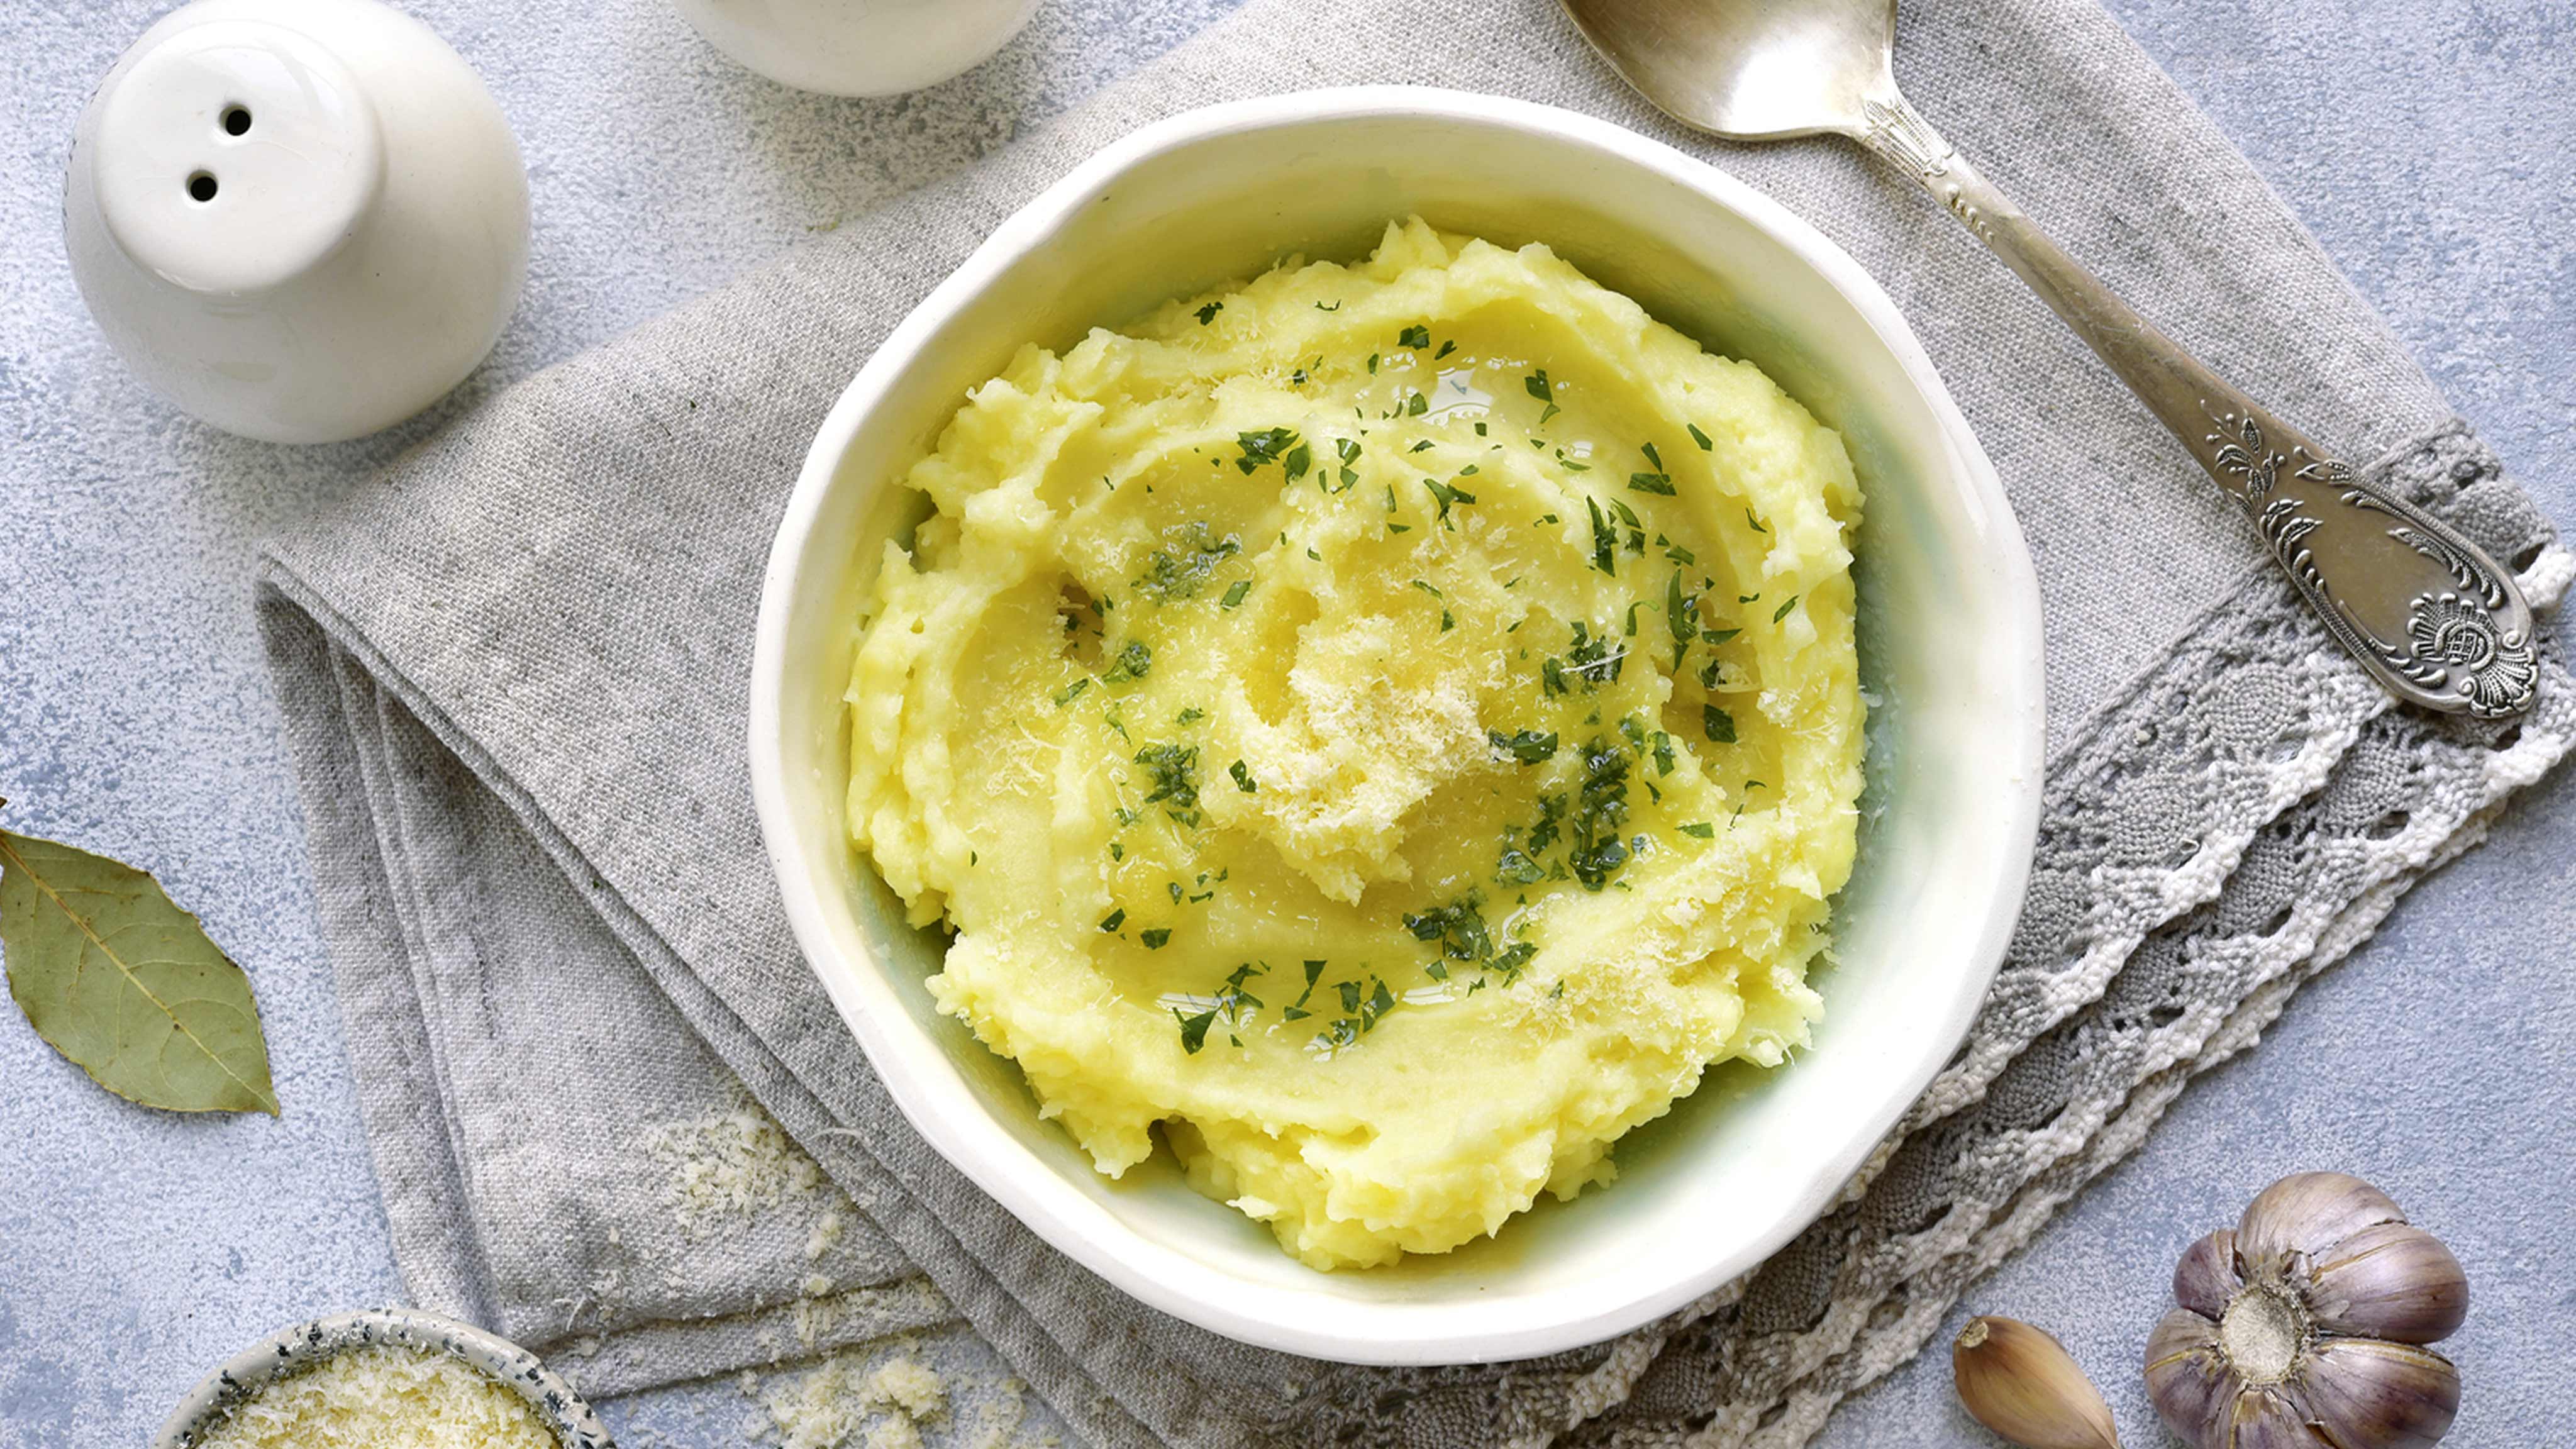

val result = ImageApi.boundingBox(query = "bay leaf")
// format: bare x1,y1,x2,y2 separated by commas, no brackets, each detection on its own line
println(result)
0,806,279,1116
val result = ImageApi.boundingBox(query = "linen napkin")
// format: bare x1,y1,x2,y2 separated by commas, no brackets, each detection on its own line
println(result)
256,0,2573,1443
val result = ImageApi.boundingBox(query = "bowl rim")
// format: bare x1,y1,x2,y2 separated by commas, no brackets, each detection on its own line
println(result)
750,84,2045,1365
152,1307,609,1449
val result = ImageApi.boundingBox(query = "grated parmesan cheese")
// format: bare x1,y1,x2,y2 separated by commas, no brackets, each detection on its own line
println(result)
805,1208,848,1262
641,1089,825,1237
192,1343,560,1449
750,1351,950,1449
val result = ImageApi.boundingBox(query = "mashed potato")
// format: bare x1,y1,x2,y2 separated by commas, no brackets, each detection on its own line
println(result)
846,220,1864,1269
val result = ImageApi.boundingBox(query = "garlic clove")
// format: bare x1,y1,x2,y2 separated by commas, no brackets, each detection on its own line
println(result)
1951,1316,2121,1449
2299,1338,2460,1449
2307,1221,2468,1345
2142,1308,2232,1447
2224,1385,2323,1449
2172,1230,2241,1319
2237,1172,2404,1267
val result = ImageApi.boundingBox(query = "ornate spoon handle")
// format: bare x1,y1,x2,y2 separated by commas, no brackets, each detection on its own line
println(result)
1857,92,2538,718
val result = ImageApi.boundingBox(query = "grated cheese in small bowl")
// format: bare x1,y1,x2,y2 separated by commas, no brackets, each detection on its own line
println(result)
157,1309,607,1449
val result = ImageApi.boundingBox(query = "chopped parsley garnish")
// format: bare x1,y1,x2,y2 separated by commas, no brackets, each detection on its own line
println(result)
1176,706,1206,724
1746,508,1768,534
1487,728,1559,764
1174,1008,1215,1053
1628,470,1676,495
1132,741,1200,814
1141,928,1172,950
1405,391,1428,417
1234,426,1301,474
1398,324,1431,350
1567,736,1634,891
1284,441,1312,483
1102,639,1152,685
1680,821,1716,838
1566,621,1625,686
1134,521,1241,601
1687,422,1714,450
1609,497,1646,552
1312,974,1399,1052
1587,497,1617,575
1667,570,1699,670
1772,594,1800,623
1641,441,1664,471
1524,370,1552,401
1367,353,1379,374
1704,705,1737,744
1229,758,1257,793
1282,960,1328,1021
1054,678,1091,708
1404,896,1493,963
1314,300,1341,311
1435,340,1457,360
1421,477,1475,525
1195,301,1223,325
1219,579,1251,609
1099,908,1126,933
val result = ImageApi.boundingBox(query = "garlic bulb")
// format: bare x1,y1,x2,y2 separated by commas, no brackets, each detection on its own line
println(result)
2144,1172,2467,1449
1952,1316,2120,1449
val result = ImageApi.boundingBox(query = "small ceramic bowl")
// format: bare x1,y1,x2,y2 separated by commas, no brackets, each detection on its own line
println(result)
671,0,1040,97
750,87,2045,1364
153,1307,608,1449
65,0,530,444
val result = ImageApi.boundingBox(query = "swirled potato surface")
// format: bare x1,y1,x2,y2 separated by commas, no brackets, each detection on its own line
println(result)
847,220,1863,1268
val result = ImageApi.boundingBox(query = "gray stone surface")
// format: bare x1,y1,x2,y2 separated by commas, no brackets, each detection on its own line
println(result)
0,1,2565,1445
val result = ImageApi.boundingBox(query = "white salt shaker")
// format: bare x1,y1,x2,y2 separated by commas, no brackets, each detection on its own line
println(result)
672,0,1041,97
65,0,530,445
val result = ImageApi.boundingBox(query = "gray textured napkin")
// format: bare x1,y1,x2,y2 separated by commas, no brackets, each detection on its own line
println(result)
256,0,2572,1444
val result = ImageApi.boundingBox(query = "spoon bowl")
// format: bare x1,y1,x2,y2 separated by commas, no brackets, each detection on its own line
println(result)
1563,0,2538,718
1562,0,1895,138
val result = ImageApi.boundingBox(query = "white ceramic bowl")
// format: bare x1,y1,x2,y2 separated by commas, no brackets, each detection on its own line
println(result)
672,0,1039,97
751,87,2043,1365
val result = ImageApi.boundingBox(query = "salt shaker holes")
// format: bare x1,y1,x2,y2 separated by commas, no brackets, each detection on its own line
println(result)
221,104,250,135
186,170,216,202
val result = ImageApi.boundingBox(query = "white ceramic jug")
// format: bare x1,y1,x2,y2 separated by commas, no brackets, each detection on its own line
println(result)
66,0,531,445
671,0,1040,97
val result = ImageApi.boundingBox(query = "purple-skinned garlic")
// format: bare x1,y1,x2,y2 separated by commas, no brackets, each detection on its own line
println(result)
2144,1172,2466,1449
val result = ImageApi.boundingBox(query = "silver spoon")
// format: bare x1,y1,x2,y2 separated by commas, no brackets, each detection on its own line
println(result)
1563,0,2538,718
